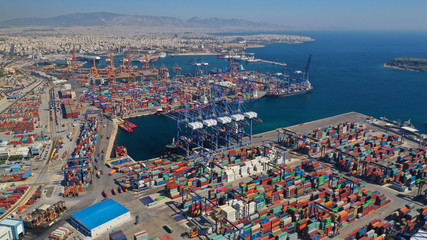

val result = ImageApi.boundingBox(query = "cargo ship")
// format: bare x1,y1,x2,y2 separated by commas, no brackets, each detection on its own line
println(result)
118,120,137,133
118,123,133,133
380,117,419,133
266,55,313,98
78,55,100,62
266,85,313,97
115,146,128,157
118,122,133,133
124,120,137,129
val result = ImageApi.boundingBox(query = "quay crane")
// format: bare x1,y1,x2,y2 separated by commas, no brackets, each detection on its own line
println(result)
160,63,169,80
150,64,159,80
105,49,116,85
173,98,259,159
89,59,99,80
172,62,182,79
229,58,240,77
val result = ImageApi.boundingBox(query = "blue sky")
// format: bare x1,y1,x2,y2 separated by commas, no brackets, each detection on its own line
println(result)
0,0,426,30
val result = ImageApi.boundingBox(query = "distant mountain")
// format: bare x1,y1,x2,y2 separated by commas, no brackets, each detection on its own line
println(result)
187,17,281,29
0,12,285,30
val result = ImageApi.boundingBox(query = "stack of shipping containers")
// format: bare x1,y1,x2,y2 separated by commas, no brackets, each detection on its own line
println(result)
62,99,79,119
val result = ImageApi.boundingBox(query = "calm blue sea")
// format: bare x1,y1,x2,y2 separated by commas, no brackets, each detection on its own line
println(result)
114,31,427,161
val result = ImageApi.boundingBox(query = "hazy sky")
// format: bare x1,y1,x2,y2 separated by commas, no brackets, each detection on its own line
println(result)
0,0,426,30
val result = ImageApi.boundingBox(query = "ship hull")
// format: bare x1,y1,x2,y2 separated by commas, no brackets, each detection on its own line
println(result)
119,123,133,133
115,146,128,157
266,87,313,98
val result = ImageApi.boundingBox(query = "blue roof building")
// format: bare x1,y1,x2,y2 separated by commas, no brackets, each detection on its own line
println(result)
0,218,25,240
10,164,21,173
22,170,32,180
70,199,131,237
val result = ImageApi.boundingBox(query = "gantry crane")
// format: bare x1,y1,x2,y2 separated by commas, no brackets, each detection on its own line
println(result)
140,54,150,71
266,160,286,181
125,48,139,82
89,59,99,79
230,189,251,219
196,157,225,187
385,225,413,239
311,202,341,237
69,45,78,71
229,58,239,77
277,128,324,158
181,185,244,239
416,178,427,198
172,62,182,79
129,167,153,193
126,47,134,70
159,63,169,80
119,57,130,79
118,47,136,79
329,172,356,194
105,49,116,85
150,64,159,80
212,207,244,239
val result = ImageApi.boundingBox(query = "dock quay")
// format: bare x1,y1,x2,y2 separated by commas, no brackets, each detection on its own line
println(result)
257,59,288,66
93,112,426,240
1,64,424,240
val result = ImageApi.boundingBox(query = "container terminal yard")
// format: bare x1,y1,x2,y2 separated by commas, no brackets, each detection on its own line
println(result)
0,50,425,240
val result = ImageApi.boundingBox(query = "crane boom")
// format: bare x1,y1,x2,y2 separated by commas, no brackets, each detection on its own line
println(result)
305,54,312,75
302,54,312,82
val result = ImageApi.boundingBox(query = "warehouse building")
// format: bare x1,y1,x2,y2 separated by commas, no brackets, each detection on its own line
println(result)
0,218,25,240
0,226,13,240
0,147,9,158
9,147,29,158
30,142,43,155
70,199,131,237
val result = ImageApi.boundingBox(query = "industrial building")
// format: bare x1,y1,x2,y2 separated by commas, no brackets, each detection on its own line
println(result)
0,147,9,158
0,218,25,240
0,146,29,158
30,142,43,155
70,199,131,237
0,226,13,240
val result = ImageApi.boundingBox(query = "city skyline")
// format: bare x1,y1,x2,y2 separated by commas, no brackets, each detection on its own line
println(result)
0,0,426,30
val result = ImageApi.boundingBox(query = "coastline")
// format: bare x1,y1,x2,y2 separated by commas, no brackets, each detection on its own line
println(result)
245,44,265,48
222,43,266,48
108,110,158,159
175,52,219,56
122,110,157,119
105,119,118,161
383,64,427,73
